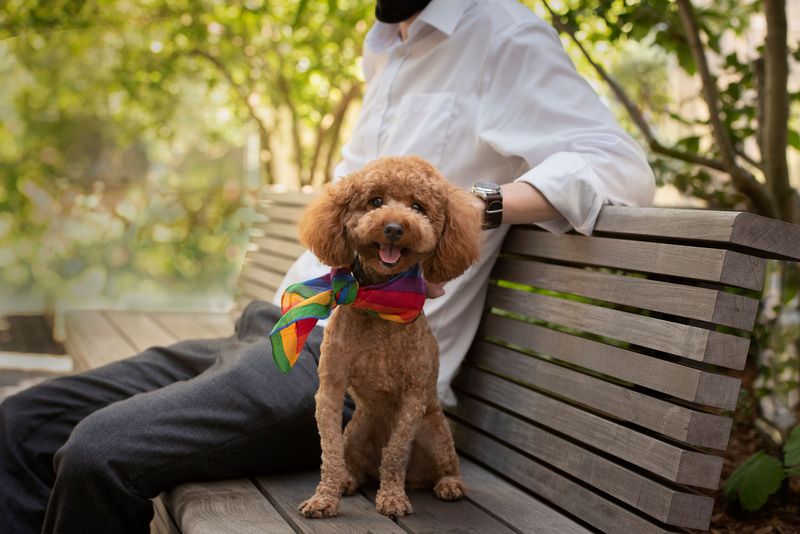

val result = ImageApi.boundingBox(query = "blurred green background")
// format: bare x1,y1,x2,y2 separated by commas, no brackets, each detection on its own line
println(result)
1,0,798,315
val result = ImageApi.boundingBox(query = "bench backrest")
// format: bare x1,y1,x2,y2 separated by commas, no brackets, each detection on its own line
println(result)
240,192,800,533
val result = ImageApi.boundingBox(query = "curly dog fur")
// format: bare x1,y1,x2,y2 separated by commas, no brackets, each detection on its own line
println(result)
296,156,482,518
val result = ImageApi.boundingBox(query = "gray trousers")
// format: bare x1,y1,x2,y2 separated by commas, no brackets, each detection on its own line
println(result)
0,301,345,534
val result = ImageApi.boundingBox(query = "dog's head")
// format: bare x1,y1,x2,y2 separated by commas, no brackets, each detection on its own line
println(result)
299,156,482,284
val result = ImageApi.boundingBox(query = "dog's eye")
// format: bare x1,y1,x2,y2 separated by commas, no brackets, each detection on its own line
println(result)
370,197,383,208
411,203,424,213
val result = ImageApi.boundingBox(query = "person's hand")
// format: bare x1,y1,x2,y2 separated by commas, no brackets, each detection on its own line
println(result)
426,281,446,299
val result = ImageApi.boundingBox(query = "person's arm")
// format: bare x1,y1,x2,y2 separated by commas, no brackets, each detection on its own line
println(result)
477,19,656,235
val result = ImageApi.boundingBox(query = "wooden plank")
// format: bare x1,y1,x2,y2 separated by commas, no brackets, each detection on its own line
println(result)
255,204,306,223
261,190,319,206
239,279,278,304
479,313,741,410
244,250,296,274
467,341,733,450
449,420,680,534
152,495,181,534
104,312,176,351
458,458,591,534
448,394,714,529
240,263,286,290
488,285,750,370
251,236,306,259
360,485,516,534
153,313,234,340
164,480,294,534
594,206,800,261
493,257,759,331
254,470,405,534
503,228,766,291
452,368,724,489
253,221,300,242
64,311,138,371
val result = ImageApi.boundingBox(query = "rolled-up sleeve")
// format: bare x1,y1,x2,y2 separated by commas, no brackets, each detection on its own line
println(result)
477,21,656,235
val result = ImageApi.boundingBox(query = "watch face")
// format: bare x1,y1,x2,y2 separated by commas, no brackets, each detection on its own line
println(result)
473,182,499,193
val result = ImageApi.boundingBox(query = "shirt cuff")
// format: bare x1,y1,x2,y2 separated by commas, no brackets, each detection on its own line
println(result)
515,151,607,236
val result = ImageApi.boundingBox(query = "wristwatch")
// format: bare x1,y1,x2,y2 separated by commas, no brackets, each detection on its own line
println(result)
470,182,503,230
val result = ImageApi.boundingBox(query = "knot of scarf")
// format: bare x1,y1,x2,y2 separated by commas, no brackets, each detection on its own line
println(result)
267,263,426,373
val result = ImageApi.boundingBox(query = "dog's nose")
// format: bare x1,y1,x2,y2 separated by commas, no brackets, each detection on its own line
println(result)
383,223,404,242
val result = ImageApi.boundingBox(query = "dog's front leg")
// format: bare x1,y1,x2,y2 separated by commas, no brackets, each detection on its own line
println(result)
299,378,348,518
375,395,427,517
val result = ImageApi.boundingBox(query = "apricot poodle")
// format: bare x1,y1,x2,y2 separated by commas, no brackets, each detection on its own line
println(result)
295,156,482,518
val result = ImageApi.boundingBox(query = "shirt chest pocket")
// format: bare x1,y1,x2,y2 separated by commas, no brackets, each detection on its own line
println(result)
381,92,456,169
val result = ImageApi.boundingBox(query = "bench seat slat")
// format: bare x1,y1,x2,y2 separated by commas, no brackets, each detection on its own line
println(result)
103,312,175,352
64,311,140,371
254,471,406,534
244,250,297,274
260,190,319,206
488,285,750,370
480,313,741,410
458,458,591,534
468,341,733,449
239,278,278,304
252,221,301,242
164,480,294,534
240,263,286,290
449,419,681,534
504,228,766,291
454,367,723,488
493,257,759,331
250,236,307,259
255,203,305,223
448,395,714,529
148,312,234,340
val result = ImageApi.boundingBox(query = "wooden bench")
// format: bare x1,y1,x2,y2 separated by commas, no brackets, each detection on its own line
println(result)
61,191,800,533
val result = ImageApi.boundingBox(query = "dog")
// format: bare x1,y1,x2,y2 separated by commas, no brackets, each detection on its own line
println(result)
292,155,482,518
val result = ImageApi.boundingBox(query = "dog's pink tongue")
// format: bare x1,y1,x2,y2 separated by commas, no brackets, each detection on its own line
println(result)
379,243,401,264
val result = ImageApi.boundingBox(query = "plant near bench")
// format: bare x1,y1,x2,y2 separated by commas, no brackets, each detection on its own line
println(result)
724,424,800,511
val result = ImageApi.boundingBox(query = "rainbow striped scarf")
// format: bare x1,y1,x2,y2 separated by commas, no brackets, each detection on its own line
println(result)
268,264,426,373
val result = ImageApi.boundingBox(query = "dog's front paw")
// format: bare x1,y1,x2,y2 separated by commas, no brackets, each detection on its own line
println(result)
298,493,339,518
376,490,413,518
434,476,466,501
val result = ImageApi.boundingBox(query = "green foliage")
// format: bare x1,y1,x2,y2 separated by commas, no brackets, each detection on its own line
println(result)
724,423,800,511
724,451,785,511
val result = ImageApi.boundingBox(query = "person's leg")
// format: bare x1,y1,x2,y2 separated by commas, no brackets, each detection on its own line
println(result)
43,301,328,534
0,334,227,534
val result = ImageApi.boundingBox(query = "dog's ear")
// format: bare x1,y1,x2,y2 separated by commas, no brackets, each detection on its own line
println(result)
422,185,483,284
299,179,355,267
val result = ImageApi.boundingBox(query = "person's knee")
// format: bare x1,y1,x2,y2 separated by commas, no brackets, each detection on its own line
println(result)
53,410,139,494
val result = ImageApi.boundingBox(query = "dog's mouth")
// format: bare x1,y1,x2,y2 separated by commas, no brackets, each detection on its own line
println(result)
376,242,406,268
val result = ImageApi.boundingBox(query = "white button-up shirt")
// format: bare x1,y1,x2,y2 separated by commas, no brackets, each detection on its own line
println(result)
276,0,655,405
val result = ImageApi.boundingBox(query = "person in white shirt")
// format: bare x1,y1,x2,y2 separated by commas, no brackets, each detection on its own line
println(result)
278,0,655,404
0,1,654,532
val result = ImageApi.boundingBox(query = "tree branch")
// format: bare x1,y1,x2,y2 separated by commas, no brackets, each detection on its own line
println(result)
276,61,305,186
762,0,794,222
322,84,362,182
675,0,778,218
541,1,728,172
187,49,275,183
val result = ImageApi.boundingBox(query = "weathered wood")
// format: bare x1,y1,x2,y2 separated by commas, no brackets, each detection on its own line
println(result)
151,312,234,340
503,228,766,291
165,480,293,534
251,236,307,260
261,190,319,206
254,471,405,534
453,368,724,489
449,420,681,534
253,221,301,242
360,485,516,534
458,458,591,534
479,313,741,410
240,263,286,290
493,257,759,331
488,284,750,369
103,312,175,351
467,341,733,449
594,206,800,261
448,394,714,529
152,495,181,534
255,204,306,223
244,250,297,274
64,311,139,371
